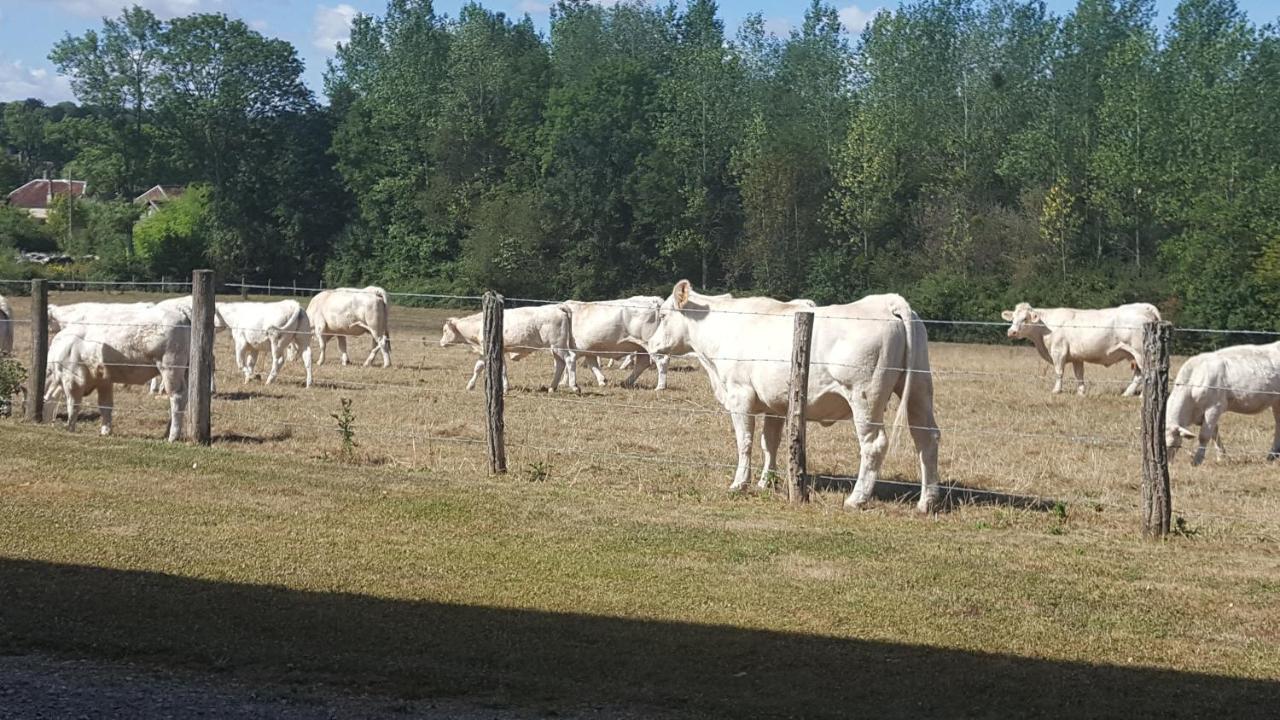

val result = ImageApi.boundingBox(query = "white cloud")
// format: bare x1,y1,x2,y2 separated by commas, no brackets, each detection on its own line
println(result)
47,0,220,20
516,0,549,15
0,59,75,103
838,4,880,34
763,17,792,37
312,3,356,53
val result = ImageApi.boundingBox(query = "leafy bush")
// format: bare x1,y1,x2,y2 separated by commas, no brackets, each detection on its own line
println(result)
0,206,55,252
0,354,26,417
133,185,212,277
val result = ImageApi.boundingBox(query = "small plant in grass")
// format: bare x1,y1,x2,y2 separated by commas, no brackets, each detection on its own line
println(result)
1173,515,1199,538
330,397,357,461
1047,501,1069,535
0,354,27,418
525,460,551,483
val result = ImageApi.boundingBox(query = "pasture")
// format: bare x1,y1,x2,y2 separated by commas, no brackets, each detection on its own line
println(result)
0,289,1278,717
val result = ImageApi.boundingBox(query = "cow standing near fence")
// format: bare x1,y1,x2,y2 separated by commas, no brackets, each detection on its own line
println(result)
44,304,191,441
645,280,942,512
563,297,669,390
1001,302,1161,396
439,304,578,392
217,300,315,387
307,286,391,368
1165,341,1280,465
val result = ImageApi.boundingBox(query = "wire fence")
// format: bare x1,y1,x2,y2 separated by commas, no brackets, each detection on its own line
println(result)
1,278,1278,539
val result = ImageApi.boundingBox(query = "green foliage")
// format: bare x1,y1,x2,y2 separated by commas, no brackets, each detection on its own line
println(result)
0,206,55,252
0,355,26,417
330,397,358,461
132,185,211,277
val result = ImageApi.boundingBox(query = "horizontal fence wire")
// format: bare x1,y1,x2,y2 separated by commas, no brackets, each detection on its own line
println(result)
9,283,1280,536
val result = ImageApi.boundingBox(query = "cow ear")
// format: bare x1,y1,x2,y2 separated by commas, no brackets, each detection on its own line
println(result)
1000,310,1014,321
444,318,456,330
673,280,691,309
1178,426,1197,440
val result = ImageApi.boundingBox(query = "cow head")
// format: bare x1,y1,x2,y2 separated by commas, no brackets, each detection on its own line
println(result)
439,318,462,348
1001,303,1042,339
1164,424,1197,456
646,280,702,357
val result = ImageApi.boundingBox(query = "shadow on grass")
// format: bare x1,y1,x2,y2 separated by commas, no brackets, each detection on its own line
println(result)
0,558,1274,718
814,475,1061,512
212,430,293,445
215,390,289,402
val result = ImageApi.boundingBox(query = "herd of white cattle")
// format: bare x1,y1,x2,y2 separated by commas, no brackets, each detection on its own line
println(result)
0,281,1276,505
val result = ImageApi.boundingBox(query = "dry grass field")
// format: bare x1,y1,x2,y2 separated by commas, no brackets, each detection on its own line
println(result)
1,288,1278,717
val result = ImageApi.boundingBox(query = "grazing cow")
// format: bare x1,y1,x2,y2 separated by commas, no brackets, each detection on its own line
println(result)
564,297,668,389
1165,342,1280,465
307,286,391,367
439,304,578,392
645,280,941,512
44,304,190,440
1001,302,1161,396
0,294,12,355
217,300,314,387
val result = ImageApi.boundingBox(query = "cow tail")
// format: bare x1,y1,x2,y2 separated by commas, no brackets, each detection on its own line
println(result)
283,303,305,362
888,298,929,455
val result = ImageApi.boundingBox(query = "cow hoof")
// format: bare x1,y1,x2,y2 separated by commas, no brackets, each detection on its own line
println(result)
917,495,940,514
99,426,111,437
844,495,870,510
727,482,750,494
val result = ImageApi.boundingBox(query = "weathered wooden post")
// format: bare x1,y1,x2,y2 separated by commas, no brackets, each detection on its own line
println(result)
1141,320,1172,538
185,269,215,445
788,311,814,503
240,275,248,300
483,292,506,474
26,279,48,422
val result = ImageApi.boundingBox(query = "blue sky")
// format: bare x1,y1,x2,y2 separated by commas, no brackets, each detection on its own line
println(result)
0,0,1275,104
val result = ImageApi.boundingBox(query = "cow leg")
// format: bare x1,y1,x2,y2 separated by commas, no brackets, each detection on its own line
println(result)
65,383,81,432
757,414,784,490
362,333,379,367
654,354,669,391
1051,352,1067,394
618,353,634,371
97,383,114,436
1072,361,1086,396
846,418,890,509
1192,407,1224,466
466,359,484,391
315,333,328,366
265,339,282,385
167,381,186,442
621,352,650,389
564,350,579,393
1116,343,1144,397
728,410,756,492
302,345,314,388
585,354,608,386
235,339,252,383
337,336,350,366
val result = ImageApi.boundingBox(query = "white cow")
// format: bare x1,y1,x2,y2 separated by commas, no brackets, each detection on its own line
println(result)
1165,342,1280,465
307,286,390,367
217,300,314,387
1002,302,1161,396
44,304,190,440
645,280,941,512
439,304,578,392
564,297,669,390
0,294,12,355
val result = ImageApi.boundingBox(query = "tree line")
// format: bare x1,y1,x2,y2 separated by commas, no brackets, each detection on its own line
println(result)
1,0,1278,335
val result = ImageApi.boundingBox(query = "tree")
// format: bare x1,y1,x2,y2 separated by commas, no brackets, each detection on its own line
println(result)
50,6,164,197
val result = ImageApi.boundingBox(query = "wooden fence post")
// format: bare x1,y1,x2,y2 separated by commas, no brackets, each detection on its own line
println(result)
1141,320,1172,538
483,291,506,474
26,279,47,422
788,311,814,503
240,276,248,300
185,269,215,445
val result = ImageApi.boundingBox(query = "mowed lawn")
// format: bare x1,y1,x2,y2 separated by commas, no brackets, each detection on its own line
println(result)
0,289,1277,717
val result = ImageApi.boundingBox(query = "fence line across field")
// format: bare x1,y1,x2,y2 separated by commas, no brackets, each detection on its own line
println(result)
12,275,1280,538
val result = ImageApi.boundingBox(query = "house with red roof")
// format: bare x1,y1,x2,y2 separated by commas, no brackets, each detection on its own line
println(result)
4,178,88,220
